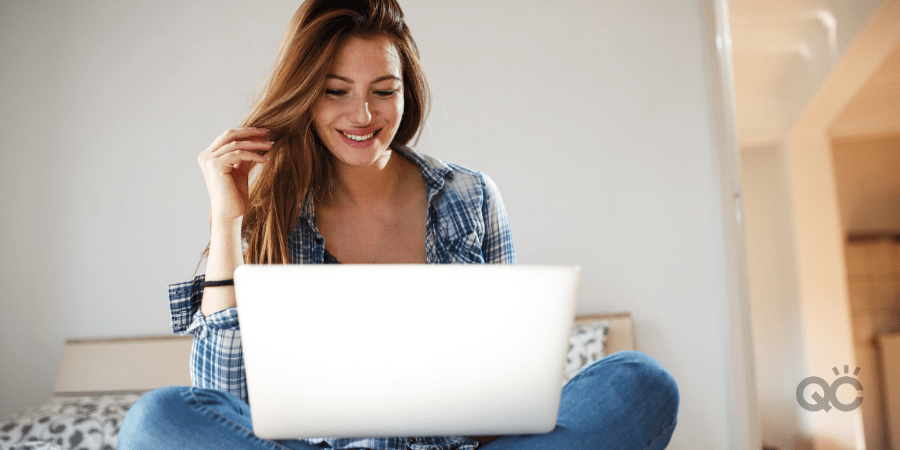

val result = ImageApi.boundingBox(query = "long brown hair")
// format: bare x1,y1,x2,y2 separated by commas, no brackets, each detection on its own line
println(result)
230,0,430,264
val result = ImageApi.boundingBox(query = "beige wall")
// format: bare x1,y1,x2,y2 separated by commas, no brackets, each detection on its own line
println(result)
764,1,900,446
736,0,900,447
844,240,900,450
784,129,862,449
742,142,811,450
833,135,900,235
831,103,900,450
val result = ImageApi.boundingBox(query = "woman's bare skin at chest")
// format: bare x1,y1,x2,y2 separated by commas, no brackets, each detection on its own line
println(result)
316,152,427,264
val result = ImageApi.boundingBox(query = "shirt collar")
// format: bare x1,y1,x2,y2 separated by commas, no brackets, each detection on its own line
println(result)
392,144,453,189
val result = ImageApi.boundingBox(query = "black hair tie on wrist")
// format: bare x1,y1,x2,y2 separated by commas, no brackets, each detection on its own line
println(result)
200,279,234,288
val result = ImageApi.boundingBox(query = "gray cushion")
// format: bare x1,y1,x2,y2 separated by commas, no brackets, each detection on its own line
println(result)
0,394,140,450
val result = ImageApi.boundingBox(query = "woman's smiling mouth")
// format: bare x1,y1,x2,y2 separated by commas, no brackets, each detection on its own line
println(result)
338,128,381,148
341,130,378,141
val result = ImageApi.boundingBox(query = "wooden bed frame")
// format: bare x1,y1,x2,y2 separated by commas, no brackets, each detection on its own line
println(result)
53,313,634,397
53,336,193,397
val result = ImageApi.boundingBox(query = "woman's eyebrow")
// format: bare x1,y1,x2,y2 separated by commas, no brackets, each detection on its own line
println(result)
326,74,401,83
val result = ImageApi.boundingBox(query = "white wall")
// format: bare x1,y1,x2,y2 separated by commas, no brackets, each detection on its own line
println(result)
0,1,749,447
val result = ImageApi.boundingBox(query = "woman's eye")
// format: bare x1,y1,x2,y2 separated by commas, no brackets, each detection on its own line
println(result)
325,89,348,97
374,90,397,98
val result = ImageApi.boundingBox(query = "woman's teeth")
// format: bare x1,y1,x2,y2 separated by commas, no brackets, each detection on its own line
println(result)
342,131,376,141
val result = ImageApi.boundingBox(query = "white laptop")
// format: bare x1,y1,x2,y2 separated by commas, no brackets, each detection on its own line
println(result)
233,264,580,440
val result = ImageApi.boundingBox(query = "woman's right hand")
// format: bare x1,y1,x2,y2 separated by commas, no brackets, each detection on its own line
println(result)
197,128,273,223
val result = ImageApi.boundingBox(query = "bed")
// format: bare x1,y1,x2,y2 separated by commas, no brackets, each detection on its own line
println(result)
0,313,634,450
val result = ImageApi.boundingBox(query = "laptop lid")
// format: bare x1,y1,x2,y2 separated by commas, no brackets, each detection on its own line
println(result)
234,264,580,440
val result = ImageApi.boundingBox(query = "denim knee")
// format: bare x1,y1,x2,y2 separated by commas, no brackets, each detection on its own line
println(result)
118,386,189,449
555,351,679,448
609,351,677,410
577,351,679,427
608,351,679,434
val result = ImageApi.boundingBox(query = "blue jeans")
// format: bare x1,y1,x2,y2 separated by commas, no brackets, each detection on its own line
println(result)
119,351,678,449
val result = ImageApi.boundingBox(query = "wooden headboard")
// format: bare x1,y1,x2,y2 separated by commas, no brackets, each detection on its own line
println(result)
53,313,634,396
53,336,193,397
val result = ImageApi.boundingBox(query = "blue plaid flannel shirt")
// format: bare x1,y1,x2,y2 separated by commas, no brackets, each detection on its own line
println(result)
168,146,515,450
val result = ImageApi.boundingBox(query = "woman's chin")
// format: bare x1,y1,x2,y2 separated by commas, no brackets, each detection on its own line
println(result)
332,146,393,169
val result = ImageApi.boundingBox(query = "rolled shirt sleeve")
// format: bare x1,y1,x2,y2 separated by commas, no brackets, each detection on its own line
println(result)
168,275,248,401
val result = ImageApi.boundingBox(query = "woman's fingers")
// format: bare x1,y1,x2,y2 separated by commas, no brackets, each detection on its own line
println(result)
199,128,273,173
200,149,268,175
209,139,274,158
206,127,269,154
221,150,269,169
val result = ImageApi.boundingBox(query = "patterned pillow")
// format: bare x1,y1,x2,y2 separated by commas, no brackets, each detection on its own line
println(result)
563,320,610,382
0,394,141,450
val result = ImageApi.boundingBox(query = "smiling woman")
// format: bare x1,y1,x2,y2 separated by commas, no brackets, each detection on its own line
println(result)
115,0,678,449
206,0,432,269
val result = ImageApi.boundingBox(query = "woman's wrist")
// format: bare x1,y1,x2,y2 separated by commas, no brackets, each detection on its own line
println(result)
209,217,243,252
206,217,244,279
201,217,243,316
210,215,243,235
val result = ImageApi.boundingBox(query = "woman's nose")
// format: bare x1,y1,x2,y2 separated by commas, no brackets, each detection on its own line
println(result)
349,97,372,124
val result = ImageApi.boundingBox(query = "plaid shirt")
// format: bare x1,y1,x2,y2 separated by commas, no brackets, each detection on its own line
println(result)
168,146,515,450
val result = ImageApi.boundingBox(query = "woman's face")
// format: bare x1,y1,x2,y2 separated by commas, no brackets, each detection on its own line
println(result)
313,36,404,170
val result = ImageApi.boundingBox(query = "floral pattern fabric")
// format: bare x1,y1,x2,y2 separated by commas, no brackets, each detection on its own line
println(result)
0,394,140,450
